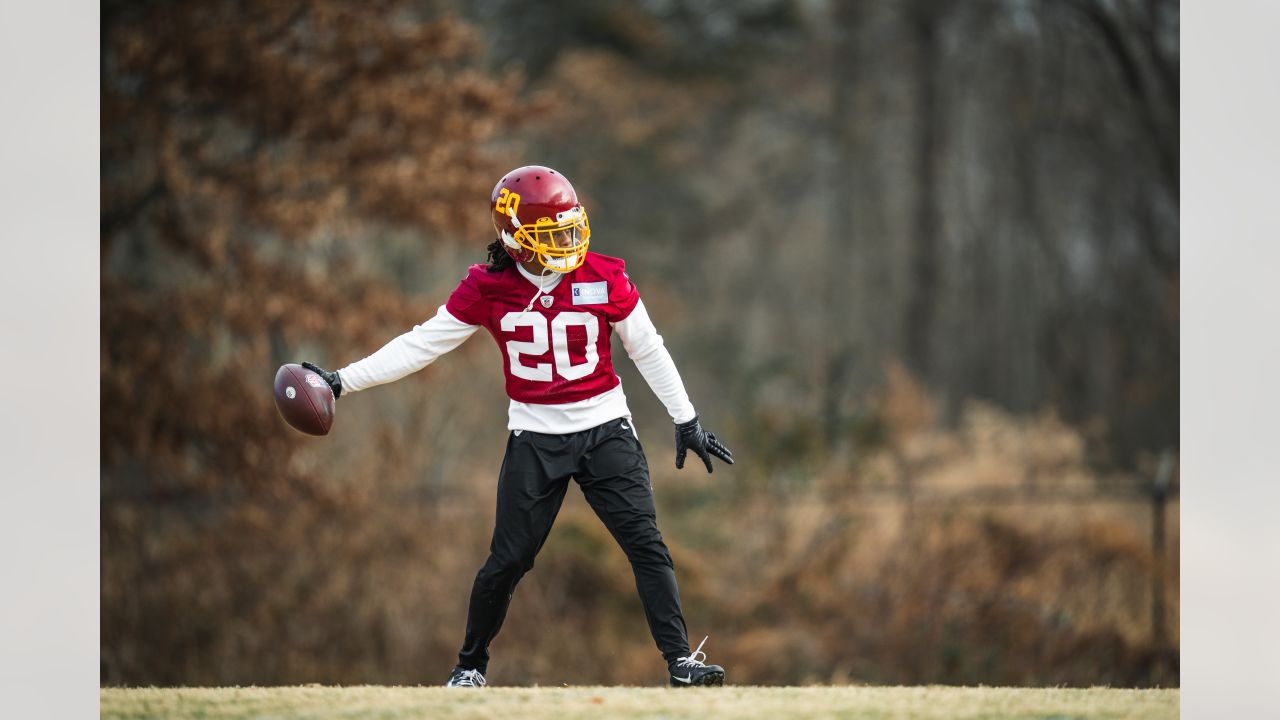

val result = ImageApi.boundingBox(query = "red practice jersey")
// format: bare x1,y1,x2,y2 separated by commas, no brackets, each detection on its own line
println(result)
445,252,640,405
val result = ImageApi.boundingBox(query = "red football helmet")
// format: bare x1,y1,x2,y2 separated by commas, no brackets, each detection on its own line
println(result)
491,165,591,273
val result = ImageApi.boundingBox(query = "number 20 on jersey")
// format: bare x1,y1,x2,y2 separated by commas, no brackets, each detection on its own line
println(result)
500,311,599,381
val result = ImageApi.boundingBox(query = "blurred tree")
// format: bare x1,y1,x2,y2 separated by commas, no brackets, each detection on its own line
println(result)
446,0,1178,467
452,0,804,78
100,0,1179,688
101,0,530,684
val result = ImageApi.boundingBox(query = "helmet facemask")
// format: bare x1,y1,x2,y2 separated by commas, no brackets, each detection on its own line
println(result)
507,205,591,273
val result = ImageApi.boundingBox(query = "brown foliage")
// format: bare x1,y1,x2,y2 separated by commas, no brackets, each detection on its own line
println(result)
104,0,533,240
101,0,528,684
692,385,1178,687
101,1,1178,689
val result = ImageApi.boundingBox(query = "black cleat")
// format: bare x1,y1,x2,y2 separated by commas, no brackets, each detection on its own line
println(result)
445,666,487,688
669,636,725,687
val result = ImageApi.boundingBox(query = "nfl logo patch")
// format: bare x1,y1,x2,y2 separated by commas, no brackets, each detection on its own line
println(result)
540,296,554,308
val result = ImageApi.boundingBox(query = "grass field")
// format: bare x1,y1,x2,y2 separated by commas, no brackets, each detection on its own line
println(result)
101,685,1179,719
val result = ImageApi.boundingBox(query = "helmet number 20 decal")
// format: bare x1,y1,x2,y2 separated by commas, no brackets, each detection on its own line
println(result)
494,187,521,216
500,311,599,382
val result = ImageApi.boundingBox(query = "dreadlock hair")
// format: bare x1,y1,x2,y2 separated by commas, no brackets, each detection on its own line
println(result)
486,238,515,272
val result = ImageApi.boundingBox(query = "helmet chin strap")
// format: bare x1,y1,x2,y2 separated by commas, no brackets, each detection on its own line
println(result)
522,264,554,313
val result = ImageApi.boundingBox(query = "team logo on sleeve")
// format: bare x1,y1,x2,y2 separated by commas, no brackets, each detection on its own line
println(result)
571,281,608,305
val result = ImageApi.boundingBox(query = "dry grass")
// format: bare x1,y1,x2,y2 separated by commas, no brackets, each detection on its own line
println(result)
100,685,1179,720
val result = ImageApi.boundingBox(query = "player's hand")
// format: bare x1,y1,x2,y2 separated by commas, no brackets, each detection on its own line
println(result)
301,361,343,399
675,416,733,473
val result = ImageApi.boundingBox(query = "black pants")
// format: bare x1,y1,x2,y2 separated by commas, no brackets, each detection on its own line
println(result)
457,417,690,672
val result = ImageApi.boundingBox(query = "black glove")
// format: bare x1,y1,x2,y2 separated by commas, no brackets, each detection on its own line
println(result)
301,361,343,399
675,415,734,473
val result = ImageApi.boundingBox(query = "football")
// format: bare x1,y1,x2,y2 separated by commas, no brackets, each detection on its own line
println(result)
273,363,336,436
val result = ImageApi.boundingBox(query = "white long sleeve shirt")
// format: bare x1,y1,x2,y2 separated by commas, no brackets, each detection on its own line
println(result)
337,266,696,433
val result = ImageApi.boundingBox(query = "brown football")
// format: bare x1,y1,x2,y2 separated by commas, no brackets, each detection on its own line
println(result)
273,363,335,436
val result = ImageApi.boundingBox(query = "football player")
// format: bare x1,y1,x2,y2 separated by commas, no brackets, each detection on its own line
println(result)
302,165,732,688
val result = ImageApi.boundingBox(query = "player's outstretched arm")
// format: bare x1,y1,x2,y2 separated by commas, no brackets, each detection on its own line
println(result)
675,416,734,473
310,306,481,397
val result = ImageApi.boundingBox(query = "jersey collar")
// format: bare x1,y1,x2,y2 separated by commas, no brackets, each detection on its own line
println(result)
516,263,566,293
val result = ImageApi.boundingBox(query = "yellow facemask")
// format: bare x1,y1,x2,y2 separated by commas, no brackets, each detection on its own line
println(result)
508,206,591,273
